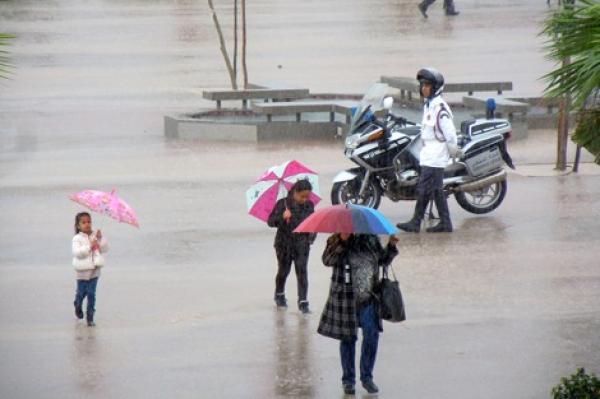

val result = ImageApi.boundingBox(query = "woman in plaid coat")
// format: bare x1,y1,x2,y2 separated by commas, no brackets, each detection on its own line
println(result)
317,233,398,395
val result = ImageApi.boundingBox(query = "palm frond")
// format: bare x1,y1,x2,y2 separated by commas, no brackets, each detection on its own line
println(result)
541,0,600,109
0,33,16,80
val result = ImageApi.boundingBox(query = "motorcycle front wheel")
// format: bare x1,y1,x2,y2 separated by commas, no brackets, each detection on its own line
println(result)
331,179,382,209
454,180,507,214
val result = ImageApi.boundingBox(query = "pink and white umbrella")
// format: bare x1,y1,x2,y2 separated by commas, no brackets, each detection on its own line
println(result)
245,160,321,222
70,189,139,228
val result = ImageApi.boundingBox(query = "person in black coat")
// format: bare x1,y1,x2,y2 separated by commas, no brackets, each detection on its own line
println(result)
317,233,398,395
267,180,316,313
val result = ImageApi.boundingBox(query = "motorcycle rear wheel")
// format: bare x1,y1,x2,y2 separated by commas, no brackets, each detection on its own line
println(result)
331,179,382,209
455,180,507,214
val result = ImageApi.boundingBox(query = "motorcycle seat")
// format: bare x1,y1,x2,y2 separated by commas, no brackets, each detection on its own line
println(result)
397,126,421,136
460,120,477,136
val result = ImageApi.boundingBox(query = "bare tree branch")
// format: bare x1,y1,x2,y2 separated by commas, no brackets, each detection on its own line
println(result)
241,0,248,89
208,0,237,89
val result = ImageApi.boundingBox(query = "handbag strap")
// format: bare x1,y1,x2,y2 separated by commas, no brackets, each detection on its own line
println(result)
382,264,398,281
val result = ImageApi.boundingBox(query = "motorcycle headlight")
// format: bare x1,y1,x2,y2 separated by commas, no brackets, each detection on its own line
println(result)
345,134,361,149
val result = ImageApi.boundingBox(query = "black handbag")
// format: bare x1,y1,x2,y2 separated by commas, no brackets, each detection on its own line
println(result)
378,265,406,322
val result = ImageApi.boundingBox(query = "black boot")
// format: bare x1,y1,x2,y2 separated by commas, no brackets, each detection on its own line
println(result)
274,293,288,308
444,0,460,15
298,301,310,314
397,196,428,233
418,1,429,18
426,191,453,233
86,311,95,327
362,379,380,394
343,384,356,395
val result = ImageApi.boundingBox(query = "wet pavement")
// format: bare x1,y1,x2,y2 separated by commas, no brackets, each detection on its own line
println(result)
1,1,600,398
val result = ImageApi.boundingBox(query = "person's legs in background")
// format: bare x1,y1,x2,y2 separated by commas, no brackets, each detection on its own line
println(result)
418,0,437,18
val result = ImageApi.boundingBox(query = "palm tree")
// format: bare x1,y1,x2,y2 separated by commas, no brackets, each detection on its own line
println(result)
541,0,600,166
0,33,15,80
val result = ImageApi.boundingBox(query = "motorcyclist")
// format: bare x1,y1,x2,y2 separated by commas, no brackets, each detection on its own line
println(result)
396,68,457,233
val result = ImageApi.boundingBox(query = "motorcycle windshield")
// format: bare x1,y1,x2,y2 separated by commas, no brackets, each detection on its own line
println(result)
349,83,389,133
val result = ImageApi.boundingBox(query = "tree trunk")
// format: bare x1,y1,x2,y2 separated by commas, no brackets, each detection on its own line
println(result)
208,0,237,89
241,0,248,89
233,0,238,82
573,144,582,172
555,57,571,171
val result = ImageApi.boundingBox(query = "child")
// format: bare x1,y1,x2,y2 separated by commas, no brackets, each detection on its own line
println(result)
72,212,108,326
267,180,316,314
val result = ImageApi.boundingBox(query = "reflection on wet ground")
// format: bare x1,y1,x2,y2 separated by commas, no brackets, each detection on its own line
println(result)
274,311,316,398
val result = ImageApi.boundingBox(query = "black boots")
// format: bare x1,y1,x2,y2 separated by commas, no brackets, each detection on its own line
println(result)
444,0,460,15
362,380,380,394
419,0,459,17
418,2,429,18
426,191,453,233
397,197,428,233
275,293,288,308
343,384,356,395
398,193,453,233
86,311,95,327
298,301,310,314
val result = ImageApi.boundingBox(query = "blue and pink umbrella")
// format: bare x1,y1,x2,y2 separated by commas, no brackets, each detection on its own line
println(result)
294,203,397,235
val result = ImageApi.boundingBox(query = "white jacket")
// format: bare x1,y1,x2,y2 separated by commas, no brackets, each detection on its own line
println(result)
419,95,458,168
72,232,109,271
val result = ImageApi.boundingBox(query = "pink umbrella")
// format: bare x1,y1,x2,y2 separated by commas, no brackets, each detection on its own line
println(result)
70,189,139,228
245,160,321,222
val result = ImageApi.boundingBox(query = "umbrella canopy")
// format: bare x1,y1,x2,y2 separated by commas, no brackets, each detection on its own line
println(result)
294,204,397,235
70,189,139,228
246,160,321,222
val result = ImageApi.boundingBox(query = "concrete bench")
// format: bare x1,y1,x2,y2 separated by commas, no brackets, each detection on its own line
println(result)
252,101,353,123
462,95,529,119
202,88,310,109
381,76,513,101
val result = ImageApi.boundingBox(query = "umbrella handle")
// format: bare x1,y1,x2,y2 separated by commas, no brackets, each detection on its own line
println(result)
284,205,291,224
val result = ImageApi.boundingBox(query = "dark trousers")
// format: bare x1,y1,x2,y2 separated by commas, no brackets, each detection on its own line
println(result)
74,278,98,321
417,166,444,199
340,303,380,385
421,0,456,11
275,245,309,303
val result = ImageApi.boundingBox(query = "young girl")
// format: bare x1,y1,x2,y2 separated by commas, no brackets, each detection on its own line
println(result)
72,212,108,326
267,179,316,314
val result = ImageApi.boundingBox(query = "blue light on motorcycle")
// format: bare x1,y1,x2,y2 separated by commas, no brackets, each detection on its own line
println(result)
486,98,496,119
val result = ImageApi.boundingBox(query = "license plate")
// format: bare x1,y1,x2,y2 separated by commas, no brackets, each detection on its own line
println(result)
465,147,502,176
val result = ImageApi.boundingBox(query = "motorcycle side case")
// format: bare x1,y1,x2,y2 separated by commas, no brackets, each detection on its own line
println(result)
460,118,513,176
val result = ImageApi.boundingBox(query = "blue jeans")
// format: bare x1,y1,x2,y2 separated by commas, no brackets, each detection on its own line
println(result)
340,302,379,385
74,278,98,320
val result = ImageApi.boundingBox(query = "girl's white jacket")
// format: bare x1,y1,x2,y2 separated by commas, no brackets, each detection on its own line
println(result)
72,232,109,271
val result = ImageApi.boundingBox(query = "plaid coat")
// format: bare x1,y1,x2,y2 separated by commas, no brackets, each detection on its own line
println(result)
317,234,398,341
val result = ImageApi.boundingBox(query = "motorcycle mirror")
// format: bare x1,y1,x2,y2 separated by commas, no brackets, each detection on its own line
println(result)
383,97,394,110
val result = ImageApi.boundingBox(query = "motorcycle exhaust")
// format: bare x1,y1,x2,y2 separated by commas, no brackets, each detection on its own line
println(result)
455,170,507,192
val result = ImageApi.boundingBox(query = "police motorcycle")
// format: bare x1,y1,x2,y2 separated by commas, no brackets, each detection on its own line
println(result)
330,83,515,214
